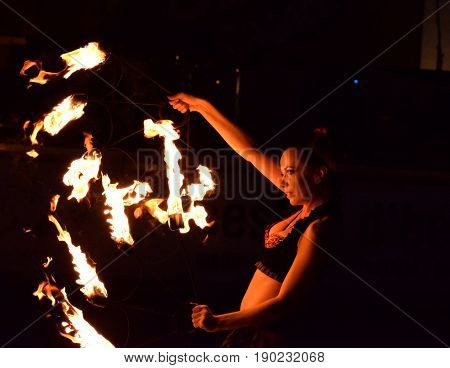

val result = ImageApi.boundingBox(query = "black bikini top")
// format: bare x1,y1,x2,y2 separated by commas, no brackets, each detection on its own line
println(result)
255,199,339,283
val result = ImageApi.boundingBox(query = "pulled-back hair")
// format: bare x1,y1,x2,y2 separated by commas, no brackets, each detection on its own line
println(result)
292,127,336,171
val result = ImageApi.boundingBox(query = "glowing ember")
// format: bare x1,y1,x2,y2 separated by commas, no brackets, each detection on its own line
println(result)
20,42,107,85
60,42,107,79
29,95,87,145
43,257,53,268
48,215,108,300
102,174,152,246
63,149,101,202
26,149,39,158
50,194,60,212
33,279,114,348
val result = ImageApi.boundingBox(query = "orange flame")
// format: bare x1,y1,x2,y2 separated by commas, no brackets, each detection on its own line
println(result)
83,132,94,153
48,215,108,300
43,257,53,268
144,119,184,217
142,198,169,224
143,119,215,233
50,194,60,212
20,42,106,85
33,279,114,348
29,95,87,145
60,42,107,79
20,60,59,85
102,174,152,246
63,149,101,202
22,120,31,131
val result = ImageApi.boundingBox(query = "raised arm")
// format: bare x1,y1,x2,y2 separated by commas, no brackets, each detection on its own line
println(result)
168,93,281,189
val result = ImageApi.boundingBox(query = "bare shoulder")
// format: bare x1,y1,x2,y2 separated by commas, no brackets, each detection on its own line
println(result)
307,215,332,235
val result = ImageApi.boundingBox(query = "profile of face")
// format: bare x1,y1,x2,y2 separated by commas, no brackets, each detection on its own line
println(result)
279,147,328,206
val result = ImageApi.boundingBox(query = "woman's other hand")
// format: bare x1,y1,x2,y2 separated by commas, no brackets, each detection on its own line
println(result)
168,93,206,114
192,304,219,332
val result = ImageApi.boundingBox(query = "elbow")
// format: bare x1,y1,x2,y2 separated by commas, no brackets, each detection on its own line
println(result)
240,148,259,163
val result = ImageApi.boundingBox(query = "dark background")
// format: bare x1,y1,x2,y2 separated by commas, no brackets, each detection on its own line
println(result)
0,0,449,347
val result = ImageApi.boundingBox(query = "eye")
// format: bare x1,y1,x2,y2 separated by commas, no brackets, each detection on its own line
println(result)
286,169,295,174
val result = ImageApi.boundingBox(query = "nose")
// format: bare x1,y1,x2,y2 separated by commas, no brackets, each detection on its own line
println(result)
280,173,288,190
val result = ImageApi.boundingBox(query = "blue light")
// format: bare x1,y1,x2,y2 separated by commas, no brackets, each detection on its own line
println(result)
353,79,359,85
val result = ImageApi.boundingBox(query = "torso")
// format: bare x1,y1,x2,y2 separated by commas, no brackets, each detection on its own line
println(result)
240,200,339,311
240,210,305,310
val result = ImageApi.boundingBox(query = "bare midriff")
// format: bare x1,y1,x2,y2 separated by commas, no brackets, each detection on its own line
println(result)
240,269,281,310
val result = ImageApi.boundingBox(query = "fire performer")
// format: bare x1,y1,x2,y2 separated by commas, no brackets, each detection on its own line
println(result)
169,93,340,347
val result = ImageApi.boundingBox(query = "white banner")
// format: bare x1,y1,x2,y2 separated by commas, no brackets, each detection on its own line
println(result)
0,348,449,368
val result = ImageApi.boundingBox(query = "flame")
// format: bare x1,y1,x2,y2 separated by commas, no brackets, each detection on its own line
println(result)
29,95,87,145
186,165,215,201
143,198,169,224
48,215,108,300
181,165,215,232
143,120,215,232
60,42,107,79
20,42,106,85
43,257,53,268
83,132,94,153
102,174,152,246
33,279,114,348
179,205,212,234
63,149,101,202
144,119,184,217
50,194,60,212
26,149,39,158
20,60,59,85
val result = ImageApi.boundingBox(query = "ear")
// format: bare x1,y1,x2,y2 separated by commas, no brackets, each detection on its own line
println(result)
313,166,328,184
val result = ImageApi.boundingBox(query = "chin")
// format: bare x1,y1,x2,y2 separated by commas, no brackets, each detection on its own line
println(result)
288,197,300,206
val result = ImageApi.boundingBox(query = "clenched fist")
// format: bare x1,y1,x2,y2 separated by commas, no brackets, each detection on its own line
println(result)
192,304,219,332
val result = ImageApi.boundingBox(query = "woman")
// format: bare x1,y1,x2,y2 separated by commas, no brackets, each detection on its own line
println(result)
169,93,340,347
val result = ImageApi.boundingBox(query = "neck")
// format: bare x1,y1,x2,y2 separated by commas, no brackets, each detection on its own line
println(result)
301,195,330,216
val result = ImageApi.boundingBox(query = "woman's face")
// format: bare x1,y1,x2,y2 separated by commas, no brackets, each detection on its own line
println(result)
280,147,315,206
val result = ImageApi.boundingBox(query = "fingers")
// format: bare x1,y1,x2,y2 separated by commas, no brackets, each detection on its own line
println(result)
168,98,189,114
192,304,208,313
167,93,184,101
191,305,209,329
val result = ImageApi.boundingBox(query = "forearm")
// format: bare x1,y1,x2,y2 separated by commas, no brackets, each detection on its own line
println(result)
197,100,257,159
215,297,285,331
